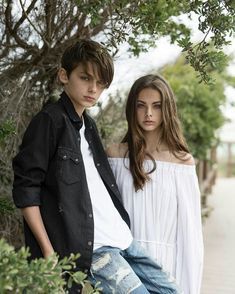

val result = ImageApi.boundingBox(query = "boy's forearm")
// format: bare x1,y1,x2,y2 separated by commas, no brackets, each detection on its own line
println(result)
21,206,54,258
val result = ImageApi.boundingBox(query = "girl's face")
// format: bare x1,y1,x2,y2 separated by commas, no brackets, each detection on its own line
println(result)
136,87,162,133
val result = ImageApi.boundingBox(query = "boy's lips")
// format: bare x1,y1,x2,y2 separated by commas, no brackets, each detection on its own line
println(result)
84,96,96,102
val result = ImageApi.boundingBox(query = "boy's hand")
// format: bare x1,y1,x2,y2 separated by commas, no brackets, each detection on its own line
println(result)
43,247,55,258
46,252,59,270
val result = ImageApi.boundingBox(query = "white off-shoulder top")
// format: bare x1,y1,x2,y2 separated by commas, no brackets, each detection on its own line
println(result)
108,158,204,294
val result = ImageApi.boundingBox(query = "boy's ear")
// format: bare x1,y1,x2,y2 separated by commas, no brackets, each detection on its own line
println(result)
58,68,69,84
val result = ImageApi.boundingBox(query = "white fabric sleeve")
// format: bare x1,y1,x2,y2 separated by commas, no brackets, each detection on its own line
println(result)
175,168,204,294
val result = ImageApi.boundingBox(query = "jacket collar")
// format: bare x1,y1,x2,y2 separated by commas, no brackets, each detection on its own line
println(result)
60,91,91,130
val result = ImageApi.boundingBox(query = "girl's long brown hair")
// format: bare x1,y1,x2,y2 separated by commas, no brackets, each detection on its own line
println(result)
122,74,189,191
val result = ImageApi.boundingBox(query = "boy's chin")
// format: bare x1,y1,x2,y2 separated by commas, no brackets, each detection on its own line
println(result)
86,103,96,108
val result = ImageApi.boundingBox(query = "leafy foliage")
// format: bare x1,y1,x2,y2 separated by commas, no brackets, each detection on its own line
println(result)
95,92,128,146
0,121,16,235
0,121,15,143
0,198,15,215
77,0,235,82
0,238,100,293
160,57,225,158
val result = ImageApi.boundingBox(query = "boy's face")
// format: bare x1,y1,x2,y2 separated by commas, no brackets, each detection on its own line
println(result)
58,62,106,116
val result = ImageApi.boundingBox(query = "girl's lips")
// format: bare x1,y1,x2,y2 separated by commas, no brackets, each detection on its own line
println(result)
144,121,155,124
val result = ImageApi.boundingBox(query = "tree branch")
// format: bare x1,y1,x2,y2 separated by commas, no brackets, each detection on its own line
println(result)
19,0,50,47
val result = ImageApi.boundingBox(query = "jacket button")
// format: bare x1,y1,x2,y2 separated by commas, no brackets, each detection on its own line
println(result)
96,163,100,167
88,241,92,246
111,184,114,187
84,269,89,273
62,155,67,160
88,213,93,218
75,158,79,162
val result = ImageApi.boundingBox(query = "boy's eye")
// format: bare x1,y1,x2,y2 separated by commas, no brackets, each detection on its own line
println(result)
80,76,89,81
97,80,107,88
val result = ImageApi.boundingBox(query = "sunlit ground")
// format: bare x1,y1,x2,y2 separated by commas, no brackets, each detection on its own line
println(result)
201,176,235,294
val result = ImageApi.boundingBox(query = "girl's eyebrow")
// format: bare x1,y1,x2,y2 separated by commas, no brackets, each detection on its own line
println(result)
137,99,161,104
153,101,161,104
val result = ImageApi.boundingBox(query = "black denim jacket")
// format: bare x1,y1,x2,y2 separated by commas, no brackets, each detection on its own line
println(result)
12,91,130,272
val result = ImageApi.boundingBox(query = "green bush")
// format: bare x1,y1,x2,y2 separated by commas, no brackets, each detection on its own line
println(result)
0,121,15,143
0,238,100,293
0,198,15,216
160,56,228,159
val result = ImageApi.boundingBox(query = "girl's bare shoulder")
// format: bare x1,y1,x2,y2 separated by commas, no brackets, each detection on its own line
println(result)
106,143,128,158
175,152,195,165
155,150,195,165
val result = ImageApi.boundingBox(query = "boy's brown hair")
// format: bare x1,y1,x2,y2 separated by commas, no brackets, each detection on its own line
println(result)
61,39,114,88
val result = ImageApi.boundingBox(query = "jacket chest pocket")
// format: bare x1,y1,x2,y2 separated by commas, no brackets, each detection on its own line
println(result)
57,147,82,184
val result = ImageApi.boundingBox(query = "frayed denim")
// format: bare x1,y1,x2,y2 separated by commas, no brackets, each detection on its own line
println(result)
88,240,182,293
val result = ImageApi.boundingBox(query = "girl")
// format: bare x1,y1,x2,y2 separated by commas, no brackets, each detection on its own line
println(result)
107,74,204,294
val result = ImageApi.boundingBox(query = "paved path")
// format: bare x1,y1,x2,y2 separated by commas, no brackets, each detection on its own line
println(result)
201,177,235,294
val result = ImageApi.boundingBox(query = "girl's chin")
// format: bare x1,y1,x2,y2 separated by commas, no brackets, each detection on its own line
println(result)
142,128,159,133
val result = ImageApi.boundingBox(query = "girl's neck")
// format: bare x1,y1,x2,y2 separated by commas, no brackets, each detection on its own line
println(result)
144,132,168,155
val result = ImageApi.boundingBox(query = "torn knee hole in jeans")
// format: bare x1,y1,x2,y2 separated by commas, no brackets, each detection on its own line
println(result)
109,267,142,291
91,254,143,293
92,253,133,284
109,267,132,283
92,253,112,271
108,267,142,293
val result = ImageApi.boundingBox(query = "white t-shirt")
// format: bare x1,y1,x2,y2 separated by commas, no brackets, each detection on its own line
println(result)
80,122,132,251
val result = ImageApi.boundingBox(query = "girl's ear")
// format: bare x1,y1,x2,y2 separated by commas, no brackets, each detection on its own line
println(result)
58,68,68,84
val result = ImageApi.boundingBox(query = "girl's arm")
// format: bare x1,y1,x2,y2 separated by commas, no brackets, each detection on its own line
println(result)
175,166,204,294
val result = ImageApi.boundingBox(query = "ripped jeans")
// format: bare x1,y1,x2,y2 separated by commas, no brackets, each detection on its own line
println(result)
88,240,181,294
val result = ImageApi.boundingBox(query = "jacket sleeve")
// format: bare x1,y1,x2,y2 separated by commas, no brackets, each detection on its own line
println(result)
12,111,56,208
175,168,204,294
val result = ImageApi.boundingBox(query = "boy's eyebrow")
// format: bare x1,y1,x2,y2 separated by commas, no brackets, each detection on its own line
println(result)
80,71,92,77
80,70,102,81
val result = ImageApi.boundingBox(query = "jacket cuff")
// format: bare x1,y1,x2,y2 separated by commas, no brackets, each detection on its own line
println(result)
12,187,41,208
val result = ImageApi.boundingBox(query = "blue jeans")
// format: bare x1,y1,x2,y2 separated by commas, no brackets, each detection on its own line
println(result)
88,240,181,293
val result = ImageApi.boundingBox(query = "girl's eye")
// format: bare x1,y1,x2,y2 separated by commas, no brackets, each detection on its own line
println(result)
153,104,161,109
137,103,145,108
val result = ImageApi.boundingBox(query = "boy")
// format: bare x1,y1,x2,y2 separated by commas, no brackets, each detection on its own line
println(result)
12,39,180,293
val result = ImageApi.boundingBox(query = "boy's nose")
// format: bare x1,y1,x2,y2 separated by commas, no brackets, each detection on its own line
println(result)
89,81,97,93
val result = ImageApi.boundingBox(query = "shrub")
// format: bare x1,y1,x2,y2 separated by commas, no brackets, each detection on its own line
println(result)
0,238,100,293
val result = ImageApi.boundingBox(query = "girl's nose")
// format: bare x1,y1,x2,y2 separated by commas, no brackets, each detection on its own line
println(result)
145,108,153,117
